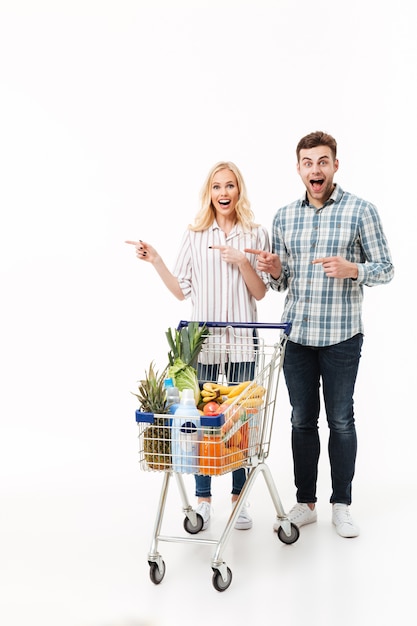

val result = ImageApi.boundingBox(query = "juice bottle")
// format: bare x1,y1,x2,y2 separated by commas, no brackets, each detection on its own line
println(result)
199,413,224,475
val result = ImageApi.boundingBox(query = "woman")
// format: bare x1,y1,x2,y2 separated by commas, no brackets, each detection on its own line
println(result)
126,161,270,530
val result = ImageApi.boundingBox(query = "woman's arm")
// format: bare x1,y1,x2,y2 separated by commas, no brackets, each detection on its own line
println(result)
125,240,185,300
238,254,268,300
210,245,267,301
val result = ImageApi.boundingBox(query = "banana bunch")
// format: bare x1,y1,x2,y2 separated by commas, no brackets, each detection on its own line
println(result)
236,396,264,408
234,382,266,408
227,381,254,398
200,380,266,406
200,382,232,403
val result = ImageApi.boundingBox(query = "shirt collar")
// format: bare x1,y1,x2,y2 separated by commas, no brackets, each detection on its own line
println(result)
301,183,344,209
211,219,243,237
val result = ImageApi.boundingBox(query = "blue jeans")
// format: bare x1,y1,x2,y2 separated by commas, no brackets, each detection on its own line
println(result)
283,334,363,505
195,360,254,498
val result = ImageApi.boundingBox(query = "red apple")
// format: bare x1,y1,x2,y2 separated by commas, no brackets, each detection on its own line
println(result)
203,401,220,416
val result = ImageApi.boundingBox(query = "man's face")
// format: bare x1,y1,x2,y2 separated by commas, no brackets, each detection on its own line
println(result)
297,146,339,208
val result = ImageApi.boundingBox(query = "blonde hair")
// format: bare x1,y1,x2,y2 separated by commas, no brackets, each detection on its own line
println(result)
190,161,256,232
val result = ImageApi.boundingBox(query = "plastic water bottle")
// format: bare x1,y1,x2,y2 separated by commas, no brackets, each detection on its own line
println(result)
164,378,180,415
171,388,201,473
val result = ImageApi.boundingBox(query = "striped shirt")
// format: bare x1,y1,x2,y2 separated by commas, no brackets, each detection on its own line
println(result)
270,184,394,347
173,220,270,362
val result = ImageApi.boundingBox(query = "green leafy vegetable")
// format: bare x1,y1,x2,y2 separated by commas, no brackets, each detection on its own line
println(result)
168,358,200,405
166,322,209,404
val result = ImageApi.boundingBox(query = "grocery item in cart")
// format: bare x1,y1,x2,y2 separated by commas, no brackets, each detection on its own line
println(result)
164,377,180,415
171,388,201,473
199,412,224,475
132,362,172,471
143,414,172,471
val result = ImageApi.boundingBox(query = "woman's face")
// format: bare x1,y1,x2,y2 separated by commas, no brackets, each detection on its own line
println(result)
210,168,239,218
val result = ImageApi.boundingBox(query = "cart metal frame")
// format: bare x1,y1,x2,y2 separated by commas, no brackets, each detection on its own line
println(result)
136,321,300,591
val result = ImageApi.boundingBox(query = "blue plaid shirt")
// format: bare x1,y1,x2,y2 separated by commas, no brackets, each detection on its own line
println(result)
270,184,394,346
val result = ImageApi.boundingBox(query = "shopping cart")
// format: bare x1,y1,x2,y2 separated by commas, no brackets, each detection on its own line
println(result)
135,321,300,591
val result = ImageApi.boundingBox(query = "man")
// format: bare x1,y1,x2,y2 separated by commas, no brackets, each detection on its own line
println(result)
246,131,394,537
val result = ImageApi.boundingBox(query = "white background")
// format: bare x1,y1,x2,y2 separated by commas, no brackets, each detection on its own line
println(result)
0,1,414,625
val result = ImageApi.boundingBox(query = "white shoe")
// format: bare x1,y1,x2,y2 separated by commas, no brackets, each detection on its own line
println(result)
233,502,253,530
273,503,317,532
196,501,211,530
332,503,360,538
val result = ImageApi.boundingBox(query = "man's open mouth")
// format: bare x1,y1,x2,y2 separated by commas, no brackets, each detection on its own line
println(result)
311,179,324,190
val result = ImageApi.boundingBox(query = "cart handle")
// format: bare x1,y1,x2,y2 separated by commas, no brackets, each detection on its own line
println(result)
177,320,292,336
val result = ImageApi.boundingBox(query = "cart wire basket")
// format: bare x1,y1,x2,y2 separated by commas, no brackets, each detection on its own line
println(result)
135,321,300,591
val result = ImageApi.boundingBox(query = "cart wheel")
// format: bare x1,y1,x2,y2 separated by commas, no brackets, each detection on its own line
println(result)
212,567,233,592
277,523,300,544
183,513,204,534
149,560,166,585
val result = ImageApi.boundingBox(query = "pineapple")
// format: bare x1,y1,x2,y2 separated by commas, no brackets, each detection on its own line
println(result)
133,361,168,414
143,421,171,471
133,362,172,471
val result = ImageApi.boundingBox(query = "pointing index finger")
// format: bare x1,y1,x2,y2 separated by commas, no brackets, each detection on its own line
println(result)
244,248,262,255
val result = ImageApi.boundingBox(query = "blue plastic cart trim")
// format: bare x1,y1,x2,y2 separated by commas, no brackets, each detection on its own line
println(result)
200,413,225,427
177,320,292,336
135,411,155,424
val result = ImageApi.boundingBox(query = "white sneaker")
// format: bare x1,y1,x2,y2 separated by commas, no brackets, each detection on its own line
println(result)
196,501,211,530
332,503,360,538
233,502,253,530
273,503,317,532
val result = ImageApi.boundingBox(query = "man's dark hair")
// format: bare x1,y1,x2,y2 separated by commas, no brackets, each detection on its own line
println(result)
296,131,337,162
